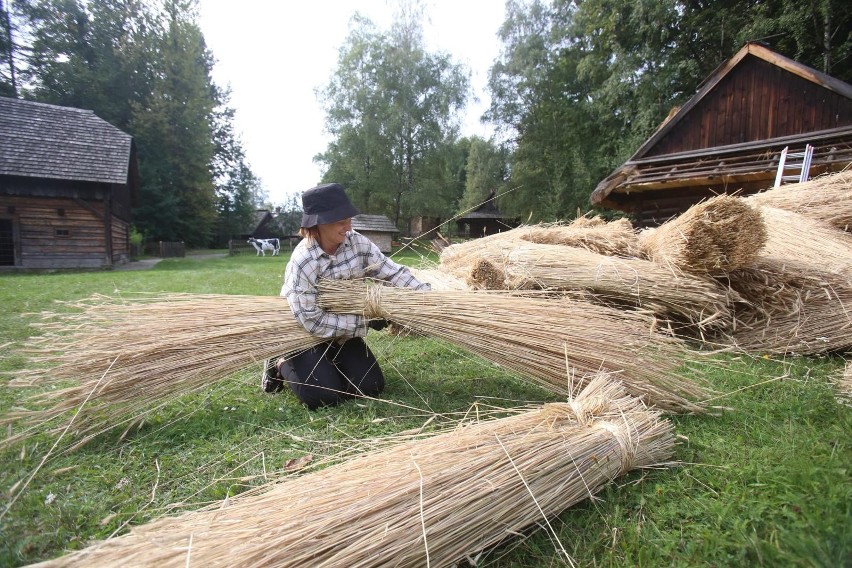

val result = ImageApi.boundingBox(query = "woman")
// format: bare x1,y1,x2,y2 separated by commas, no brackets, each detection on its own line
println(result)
263,182,430,410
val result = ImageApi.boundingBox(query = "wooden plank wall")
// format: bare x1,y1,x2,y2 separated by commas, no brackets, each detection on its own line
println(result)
1,195,115,268
650,56,852,156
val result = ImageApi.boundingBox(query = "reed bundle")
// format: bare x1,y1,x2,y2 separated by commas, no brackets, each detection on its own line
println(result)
721,209,852,354
439,219,639,277
32,377,674,568
318,279,709,412
511,218,639,256
2,294,322,449
409,266,469,291
747,169,852,231
462,241,735,333
639,194,768,275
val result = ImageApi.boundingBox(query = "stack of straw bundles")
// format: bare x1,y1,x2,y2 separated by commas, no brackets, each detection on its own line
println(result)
747,169,852,232
639,194,768,275
438,219,639,278
836,359,852,406
462,240,735,334
2,294,323,450
724,208,852,354
318,279,709,413
30,377,674,568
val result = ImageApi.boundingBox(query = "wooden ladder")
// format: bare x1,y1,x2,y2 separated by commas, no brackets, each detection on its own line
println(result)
773,144,814,187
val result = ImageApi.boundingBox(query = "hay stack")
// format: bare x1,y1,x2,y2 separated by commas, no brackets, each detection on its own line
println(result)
318,279,710,412
836,358,852,407
464,241,735,333
747,169,852,231
639,194,768,275
2,294,323,449
30,377,674,568
723,208,852,354
408,266,469,291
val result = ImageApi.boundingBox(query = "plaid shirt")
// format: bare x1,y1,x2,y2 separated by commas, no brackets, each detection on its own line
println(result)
281,231,429,339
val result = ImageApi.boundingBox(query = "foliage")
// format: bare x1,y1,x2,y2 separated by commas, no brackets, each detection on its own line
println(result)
5,0,256,248
487,0,852,221
0,259,848,567
316,4,471,226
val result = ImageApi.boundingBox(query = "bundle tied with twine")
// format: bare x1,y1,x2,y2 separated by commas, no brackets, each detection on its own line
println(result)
30,376,674,568
746,169,852,232
639,194,768,275
723,207,852,354
2,294,324,450
318,279,710,413
460,240,736,335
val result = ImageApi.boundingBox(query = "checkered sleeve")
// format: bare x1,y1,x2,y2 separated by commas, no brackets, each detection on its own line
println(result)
355,234,432,291
282,245,367,339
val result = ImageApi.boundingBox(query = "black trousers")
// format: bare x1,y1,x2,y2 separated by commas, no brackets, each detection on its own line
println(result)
287,337,384,410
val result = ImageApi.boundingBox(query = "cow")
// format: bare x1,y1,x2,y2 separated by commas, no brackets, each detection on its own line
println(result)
247,237,281,256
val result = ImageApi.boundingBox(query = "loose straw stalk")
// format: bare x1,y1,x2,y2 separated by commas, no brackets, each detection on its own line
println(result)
31,376,674,568
3,294,322,449
318,279,709,412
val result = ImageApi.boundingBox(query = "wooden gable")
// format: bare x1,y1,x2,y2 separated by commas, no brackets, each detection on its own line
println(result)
591,43,852,226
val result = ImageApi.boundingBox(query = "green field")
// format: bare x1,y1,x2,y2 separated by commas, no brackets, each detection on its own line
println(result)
0,251,849,567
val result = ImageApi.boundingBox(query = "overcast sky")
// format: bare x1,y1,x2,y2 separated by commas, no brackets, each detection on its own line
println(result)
197,0,507,206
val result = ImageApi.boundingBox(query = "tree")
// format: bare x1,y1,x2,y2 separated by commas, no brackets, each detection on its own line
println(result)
458,136,507,213
0,0,20,96
128,0,218,246
317,4,471,227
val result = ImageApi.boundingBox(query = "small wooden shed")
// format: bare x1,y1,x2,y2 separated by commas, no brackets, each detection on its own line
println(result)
353,214,398,253
0,97,138,269
591,43,852,226
455,190,520,238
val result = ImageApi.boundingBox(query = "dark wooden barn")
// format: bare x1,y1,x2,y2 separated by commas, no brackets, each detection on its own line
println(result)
0,97,138,269
591,42,852,226
456,190,520,238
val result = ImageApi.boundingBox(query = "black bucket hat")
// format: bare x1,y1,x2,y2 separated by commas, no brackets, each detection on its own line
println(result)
300,183,359,228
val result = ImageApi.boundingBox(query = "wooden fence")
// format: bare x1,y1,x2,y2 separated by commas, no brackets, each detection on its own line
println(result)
158,241,185,258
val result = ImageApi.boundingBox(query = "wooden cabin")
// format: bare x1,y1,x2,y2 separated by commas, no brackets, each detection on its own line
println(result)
353,214,398,253
0,97,138,269
456,190,520,238
591,43,852,226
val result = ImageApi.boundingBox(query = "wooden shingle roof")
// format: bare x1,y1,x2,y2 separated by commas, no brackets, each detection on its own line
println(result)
0,96,132,185
353,214,399,233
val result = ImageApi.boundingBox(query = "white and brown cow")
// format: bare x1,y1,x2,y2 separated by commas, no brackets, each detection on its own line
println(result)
247,237,281,256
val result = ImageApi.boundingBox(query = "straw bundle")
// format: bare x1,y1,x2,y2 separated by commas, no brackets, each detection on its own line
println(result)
722,209,852,354
639,194,768,275
31,377,674,568
408,266,469,291
511,218,639,257
747,169,852,231
439,219,639,278
463,240,735,333
318,279,709,412
2,294,322,449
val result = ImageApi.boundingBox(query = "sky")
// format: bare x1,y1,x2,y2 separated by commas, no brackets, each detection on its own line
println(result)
197,0,507,206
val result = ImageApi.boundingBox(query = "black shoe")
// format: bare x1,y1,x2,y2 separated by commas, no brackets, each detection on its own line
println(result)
261,358,285,394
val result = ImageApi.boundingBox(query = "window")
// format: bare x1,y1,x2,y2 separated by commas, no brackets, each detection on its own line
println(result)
55,228,70,237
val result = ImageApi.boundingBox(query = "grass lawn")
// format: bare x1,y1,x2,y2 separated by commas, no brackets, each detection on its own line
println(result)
0,250,849,567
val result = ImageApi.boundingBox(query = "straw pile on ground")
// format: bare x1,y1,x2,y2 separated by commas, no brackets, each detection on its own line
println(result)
461,240,735,334
723,208,852,354
30,376,674,568
835,358,852,407
639,194,768,275
318,279,709,412
2,294,322,450
747,169,852,231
